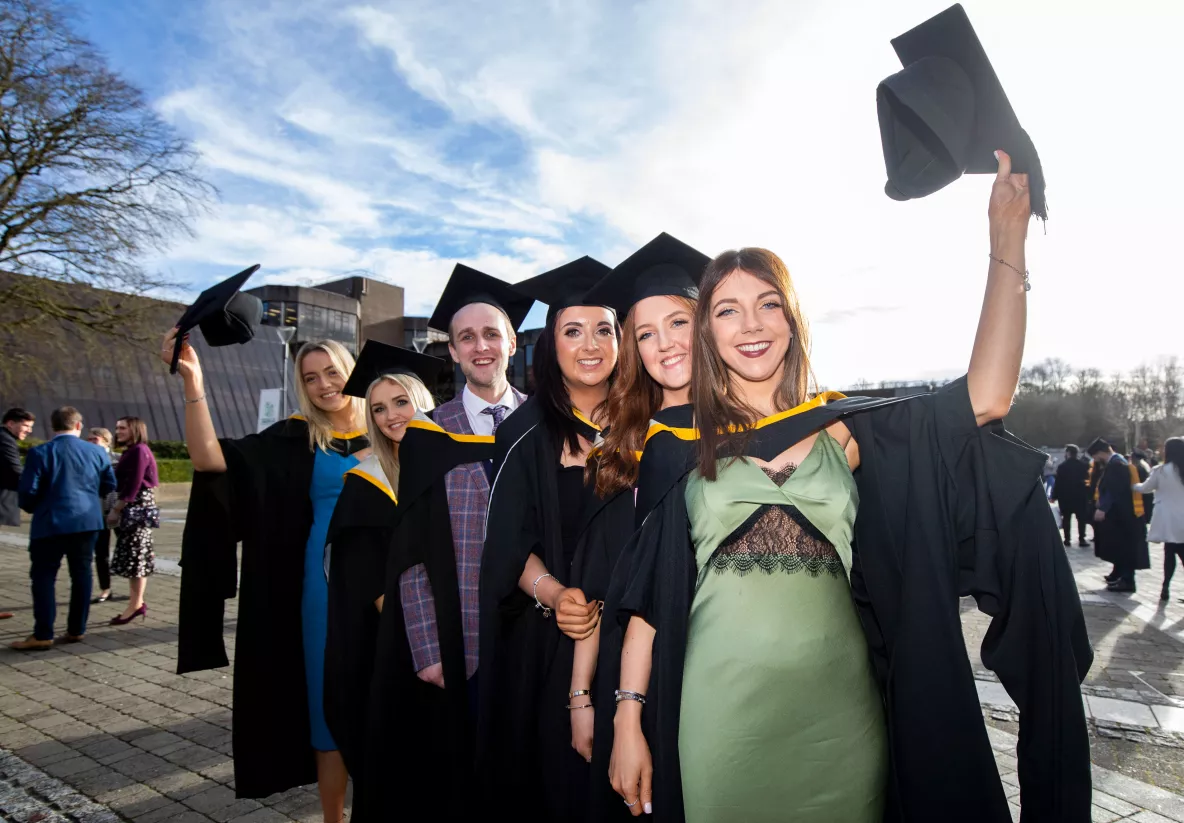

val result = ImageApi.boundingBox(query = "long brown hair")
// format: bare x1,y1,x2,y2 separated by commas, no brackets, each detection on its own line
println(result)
117,416,149,446
596,296,697,496
692,248,815,480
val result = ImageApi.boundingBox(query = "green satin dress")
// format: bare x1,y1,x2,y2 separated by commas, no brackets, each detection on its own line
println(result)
678,432,887,823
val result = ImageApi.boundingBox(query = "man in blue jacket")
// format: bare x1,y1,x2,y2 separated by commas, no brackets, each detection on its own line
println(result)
13,406,116,650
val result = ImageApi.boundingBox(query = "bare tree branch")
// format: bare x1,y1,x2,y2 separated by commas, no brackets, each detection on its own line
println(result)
0,0,214,381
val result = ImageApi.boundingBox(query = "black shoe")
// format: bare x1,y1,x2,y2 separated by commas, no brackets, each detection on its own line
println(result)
91,591,111,604
1104,571,1119,583
1064,539,1072,547
1108,580,1136,593
1079,540,1091,548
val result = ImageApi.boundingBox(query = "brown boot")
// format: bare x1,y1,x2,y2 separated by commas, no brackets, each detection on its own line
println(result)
10,636,53,651
54,634,85,645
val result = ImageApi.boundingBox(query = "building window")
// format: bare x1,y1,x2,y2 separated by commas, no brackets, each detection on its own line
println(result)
261,301,283,326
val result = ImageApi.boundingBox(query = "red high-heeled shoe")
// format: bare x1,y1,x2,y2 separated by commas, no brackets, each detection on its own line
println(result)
109,604,147,626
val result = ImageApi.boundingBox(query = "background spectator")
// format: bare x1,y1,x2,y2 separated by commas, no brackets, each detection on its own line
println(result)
1052,444,1091,548
107,416,159,625
13,406,115,650
1134,438,1184,601
85,427,120,604
1,408,35,529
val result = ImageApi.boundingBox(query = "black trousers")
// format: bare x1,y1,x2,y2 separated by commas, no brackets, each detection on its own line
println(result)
1163,543,1184,588
1061,504,1088,544
94,529,111,591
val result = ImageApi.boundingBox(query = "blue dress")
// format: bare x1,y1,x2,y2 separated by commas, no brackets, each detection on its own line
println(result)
302,447,360,751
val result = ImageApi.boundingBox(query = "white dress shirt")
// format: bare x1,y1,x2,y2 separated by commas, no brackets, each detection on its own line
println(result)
461,384,520,436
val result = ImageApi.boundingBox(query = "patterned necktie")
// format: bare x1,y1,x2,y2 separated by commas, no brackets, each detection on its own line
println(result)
480,404,509,434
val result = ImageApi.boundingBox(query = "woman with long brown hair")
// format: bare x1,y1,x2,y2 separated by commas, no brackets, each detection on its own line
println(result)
566,234,708,820
106,416,159,625
477,257,633,821
607,153,1093,822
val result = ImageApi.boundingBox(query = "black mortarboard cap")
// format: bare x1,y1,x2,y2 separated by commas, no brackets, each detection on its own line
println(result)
170,265,263,374
427,264,534,334
512,256,613,326
583,233,708,318
877,4,1047,219
341,341,446,398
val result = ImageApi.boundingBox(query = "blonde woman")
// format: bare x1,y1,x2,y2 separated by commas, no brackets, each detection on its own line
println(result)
161,328,368,823
323,341,440,823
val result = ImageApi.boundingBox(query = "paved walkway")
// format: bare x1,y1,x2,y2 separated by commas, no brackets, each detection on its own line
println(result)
0,486,1183,820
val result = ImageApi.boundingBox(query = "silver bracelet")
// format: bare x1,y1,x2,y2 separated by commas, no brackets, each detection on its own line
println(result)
532,573,555,618
988,253,1031,292
184,392,206,405
615,690,646,705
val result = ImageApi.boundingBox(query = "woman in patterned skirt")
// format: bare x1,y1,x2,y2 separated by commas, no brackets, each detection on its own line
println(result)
107,416,159,625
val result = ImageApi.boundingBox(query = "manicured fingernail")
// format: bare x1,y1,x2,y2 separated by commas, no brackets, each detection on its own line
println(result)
993,150,1000,160
644,802,653,814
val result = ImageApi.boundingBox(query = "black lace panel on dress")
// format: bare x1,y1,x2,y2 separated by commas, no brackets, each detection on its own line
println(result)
709,464,844,578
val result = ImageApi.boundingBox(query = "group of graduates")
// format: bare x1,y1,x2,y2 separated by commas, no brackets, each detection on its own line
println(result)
163,170,1096,823
159,7,1101,819
1053,440,1160,595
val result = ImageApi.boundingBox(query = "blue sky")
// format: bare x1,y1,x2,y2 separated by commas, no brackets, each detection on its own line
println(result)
73,0,1183,386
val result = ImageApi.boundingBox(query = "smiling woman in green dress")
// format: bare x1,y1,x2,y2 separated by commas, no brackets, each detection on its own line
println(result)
605,151,1086,823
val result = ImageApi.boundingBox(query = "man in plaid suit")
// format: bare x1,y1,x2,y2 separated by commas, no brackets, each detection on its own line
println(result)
400,266,532,694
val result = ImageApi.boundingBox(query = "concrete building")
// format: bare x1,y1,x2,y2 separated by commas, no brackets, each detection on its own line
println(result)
0,272,540,440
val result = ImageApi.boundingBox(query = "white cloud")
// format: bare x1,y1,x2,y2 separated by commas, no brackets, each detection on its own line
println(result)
142,0,1182,385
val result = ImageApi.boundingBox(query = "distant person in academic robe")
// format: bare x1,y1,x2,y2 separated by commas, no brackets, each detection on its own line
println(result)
1,408,35,529
1088,439,1148,594
1052,444,1090,547
577,232,707,821
1132,450,1155,523
478,257,637,822
164,316,368,819
1133,438,1184,601
322,342,439,822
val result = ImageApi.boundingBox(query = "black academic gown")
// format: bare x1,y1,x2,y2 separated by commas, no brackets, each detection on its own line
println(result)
477,397,636,821
588,403,692,823
1094,454,1149,572
177,417,368,799
360,414,497,822
323,460,396,822
613,379,1093,823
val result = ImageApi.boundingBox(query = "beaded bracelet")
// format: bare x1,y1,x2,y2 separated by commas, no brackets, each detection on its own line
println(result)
532,573,555,618
615,690,646,705
988,253,1031,292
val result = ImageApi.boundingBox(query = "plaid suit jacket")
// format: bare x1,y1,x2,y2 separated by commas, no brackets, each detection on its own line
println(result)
399,387,527,676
